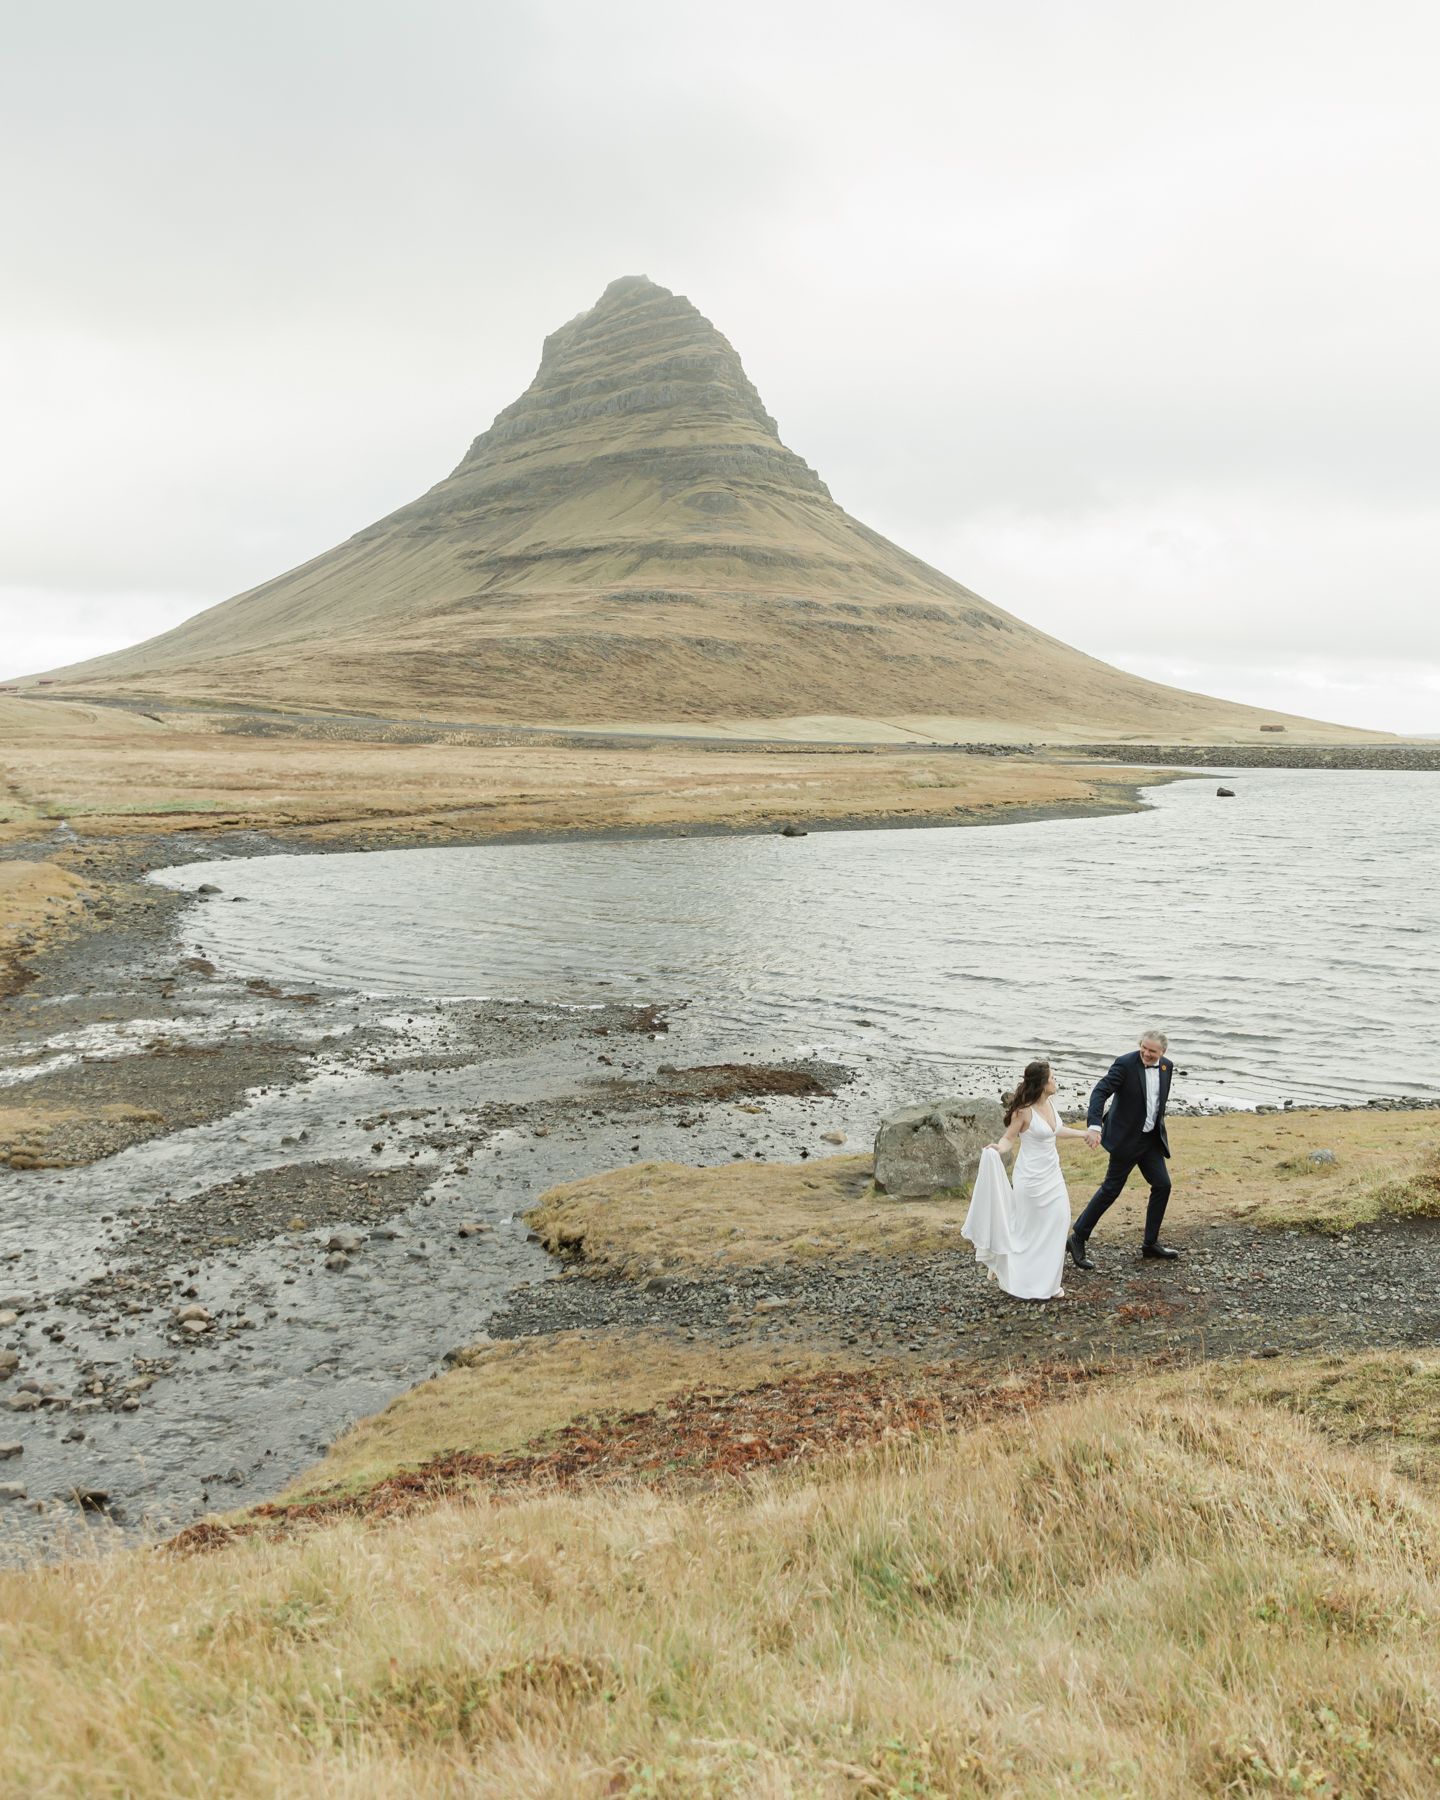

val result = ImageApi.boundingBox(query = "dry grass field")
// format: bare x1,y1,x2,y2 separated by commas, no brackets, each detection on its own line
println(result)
522,1110,1440,1281
4,1368,1440,1798
0,698,1155,848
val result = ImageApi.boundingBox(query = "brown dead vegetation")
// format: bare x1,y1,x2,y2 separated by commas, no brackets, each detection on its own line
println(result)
0,695,1154,845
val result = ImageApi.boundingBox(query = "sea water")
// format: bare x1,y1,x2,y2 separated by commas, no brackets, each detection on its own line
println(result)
152,770,1440,1109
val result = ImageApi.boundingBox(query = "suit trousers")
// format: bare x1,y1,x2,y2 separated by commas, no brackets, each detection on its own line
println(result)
1073,1131,1171,1244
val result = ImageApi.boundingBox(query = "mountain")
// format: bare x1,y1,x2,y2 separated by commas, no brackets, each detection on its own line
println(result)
14,276,1378,741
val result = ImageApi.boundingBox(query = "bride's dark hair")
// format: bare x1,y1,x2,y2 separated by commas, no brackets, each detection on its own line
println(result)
1002,1059,1051,1127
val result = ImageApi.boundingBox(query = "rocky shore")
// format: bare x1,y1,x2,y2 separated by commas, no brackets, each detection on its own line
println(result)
485,1210,1440,1367
3,804,1438,1558
1066,742,1440,771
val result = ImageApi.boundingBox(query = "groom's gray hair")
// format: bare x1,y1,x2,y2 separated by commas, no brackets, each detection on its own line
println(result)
1139,1029,1169,1051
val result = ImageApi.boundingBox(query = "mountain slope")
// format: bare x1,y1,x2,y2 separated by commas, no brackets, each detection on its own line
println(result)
17,276,1378,741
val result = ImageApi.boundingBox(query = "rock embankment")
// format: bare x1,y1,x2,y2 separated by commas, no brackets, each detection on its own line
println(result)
1069,744,1440,771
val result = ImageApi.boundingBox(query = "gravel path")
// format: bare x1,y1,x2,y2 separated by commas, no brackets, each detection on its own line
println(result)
489,1213,1440,1365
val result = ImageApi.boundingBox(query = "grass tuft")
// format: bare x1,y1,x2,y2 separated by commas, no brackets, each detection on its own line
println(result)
6,1376,1440,1795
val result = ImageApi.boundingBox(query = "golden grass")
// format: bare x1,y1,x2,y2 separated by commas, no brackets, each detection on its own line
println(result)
1070,1107,1440,1236
523,1154,988,1275
5,1380,1440,1796
1166,1350,1440,1490
0,858,93,948
289,1330,867,1502
0,1102,165,1169
523,1113,1440,1287
0,695,1149,844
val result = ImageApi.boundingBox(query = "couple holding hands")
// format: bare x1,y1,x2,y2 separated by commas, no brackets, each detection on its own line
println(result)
961,1032,1182,1301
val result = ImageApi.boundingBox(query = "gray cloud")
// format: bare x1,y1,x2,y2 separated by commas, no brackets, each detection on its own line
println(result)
4,0,1437,727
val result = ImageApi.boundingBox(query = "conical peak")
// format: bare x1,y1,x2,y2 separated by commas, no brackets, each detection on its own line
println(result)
455,274,781,474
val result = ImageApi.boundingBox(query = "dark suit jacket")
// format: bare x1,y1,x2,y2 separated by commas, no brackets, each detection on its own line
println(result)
1087,1051,1173,1158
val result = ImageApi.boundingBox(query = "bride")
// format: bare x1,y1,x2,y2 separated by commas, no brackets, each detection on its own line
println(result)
962,1059,1087,1300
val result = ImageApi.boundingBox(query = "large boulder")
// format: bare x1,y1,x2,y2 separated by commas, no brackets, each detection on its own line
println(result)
873,1097,1006,1198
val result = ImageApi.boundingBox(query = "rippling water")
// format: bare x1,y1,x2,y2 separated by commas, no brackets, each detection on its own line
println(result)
153,770,1440,1108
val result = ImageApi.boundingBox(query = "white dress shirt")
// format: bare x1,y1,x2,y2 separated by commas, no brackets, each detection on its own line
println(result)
1143,1063,1161,1132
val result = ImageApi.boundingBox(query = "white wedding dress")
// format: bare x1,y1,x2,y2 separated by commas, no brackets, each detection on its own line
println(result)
961,1104,1069,1300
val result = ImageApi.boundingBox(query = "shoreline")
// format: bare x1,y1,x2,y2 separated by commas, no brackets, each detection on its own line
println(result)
2,772,1437,1556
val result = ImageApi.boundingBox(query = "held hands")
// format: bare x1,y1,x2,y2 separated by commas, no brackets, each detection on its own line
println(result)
1084,1127,1102,1148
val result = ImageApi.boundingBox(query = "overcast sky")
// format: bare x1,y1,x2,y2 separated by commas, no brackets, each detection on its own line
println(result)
4,0,1438,729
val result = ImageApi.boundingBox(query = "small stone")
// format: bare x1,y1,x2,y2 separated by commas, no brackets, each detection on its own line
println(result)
72,1487,109,1511
326,1231,365,1252
780,824,808,837
121,1398,140,1412
7,1392,41,1412
0,1482,27,1502
820,1131,846,1145
457,1222,490,1238
1216,787,1236,798
63,1426,85,1442
323,1252,349,1271
1309,1149,1337,1166
0,1312,16,1328
0,1441,22,1459
197,883,222,894
175,1305,211,1324
286,1216,306,1231
181,1320,209,1335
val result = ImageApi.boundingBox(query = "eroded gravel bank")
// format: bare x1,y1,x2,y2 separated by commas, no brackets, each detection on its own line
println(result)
488,1214,1440,1365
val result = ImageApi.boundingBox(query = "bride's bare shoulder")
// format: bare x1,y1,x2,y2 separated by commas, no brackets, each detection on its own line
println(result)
1012,1105,1032,1131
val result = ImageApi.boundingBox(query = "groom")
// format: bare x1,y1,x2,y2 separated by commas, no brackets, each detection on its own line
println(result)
1067,1030,1182,1269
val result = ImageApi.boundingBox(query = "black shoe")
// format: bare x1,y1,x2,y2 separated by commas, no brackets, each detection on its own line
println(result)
1142,1243,1180,1260
1067,1233,1095,1270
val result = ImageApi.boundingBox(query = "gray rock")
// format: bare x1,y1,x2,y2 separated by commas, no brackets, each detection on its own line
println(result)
197,883,222,894
326,1231,365,1252
1308,1148,1337,1165
1216,787,1236,797
873,1097,1006,1198
0,1482,26,1502
0,1349,18,1377
780,824,808,837
323,1252,350,1271
0,1441,22,1459
8,1392,41,1412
